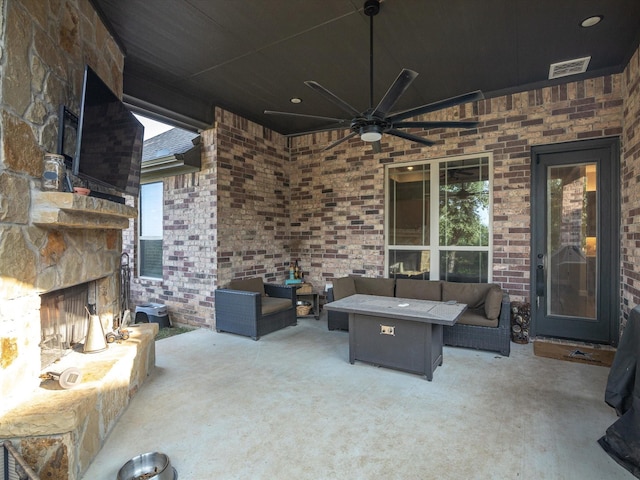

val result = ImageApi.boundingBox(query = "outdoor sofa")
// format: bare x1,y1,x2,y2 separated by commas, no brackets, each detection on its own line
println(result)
215,277,297,340
327,276,511,356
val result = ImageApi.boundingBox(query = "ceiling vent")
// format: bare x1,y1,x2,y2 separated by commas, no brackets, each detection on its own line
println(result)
548,56,591,80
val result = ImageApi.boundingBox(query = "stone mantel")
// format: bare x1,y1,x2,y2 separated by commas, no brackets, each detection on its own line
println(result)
31,191,137,229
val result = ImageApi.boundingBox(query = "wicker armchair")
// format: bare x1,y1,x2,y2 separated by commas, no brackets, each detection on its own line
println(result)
215,278,297,340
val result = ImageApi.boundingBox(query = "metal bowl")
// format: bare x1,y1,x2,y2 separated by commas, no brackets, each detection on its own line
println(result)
117,452,175,480
296,300,311,307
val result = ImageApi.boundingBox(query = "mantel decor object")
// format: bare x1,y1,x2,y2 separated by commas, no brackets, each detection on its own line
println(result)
42,153,65,191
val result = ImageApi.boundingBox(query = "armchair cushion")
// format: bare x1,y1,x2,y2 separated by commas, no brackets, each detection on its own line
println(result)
442,282,489,309
395,279,442,301
228,277,265,296
354,277,395,296
262,297,293,315
332,277,357,300
484,285,504,320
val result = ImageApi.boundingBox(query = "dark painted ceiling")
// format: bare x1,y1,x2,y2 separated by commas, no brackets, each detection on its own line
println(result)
91,0,640,135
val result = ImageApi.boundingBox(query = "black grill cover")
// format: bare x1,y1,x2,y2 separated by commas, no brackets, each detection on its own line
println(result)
598,306,640,478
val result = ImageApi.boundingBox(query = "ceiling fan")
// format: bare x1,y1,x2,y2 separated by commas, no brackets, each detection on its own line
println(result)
264,0,483,153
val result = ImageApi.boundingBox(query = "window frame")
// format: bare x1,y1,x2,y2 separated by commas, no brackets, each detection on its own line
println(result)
384,153,494,283
138,180,164,280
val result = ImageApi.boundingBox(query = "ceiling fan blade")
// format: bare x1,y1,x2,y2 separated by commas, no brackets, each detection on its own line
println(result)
386,128,436,147
388,90,484,123
305,81,361,117
372,140,382,154
392,120,479,129
264,110,348,123
323,131,358,151
286,124,351,137
372,69,418,118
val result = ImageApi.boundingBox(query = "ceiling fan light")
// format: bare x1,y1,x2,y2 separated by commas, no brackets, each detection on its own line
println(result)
580,15,603,28
360,125,382,142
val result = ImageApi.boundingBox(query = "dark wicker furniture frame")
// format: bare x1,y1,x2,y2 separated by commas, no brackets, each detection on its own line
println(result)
442,293,511,356
215,284,297,340
327,288,511,356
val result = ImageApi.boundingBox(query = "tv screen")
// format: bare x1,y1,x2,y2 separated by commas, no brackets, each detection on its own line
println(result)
74,65,144,197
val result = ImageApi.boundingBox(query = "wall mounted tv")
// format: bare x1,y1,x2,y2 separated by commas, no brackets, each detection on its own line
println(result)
72,65,144,197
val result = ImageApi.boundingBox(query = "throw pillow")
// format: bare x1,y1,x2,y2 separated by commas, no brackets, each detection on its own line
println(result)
333,277,357,300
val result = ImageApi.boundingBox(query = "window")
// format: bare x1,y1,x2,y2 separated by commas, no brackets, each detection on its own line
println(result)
386,155,492,283
139,182,163,278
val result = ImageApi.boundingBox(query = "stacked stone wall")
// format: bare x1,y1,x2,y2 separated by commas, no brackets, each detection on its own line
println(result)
1,0,125,387
290,75,625,303
0,2,143,479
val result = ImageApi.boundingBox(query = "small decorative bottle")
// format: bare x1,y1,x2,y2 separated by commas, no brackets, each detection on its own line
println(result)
42,153,65,191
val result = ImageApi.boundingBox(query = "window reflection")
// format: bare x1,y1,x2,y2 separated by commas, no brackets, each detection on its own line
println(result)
388,164,430,246
387,156,491,282
547,164,597,318
440,159,489,247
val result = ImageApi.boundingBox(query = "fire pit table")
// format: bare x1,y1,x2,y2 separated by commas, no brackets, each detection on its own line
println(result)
324,294,466,380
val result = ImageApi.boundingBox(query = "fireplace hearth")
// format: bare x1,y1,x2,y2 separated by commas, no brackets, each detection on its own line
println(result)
0,323,158,480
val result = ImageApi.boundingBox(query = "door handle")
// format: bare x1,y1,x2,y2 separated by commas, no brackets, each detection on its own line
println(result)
536,265,545,296
536,253,545,297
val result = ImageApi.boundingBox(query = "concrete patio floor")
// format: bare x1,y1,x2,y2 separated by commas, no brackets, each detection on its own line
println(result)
82,314,632,479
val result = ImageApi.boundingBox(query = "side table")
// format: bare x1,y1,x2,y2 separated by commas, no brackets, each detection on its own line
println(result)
296,291,320,320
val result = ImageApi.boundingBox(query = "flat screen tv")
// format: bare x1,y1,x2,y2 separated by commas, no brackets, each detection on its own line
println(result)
73,65,144,197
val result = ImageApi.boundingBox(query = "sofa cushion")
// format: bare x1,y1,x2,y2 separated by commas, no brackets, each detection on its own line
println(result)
354,277,395,297
228,277,265,296
458,308,499,327
332,277,357,300
484,285,503,320
395,279,442,301
261,296,292,315
442,282,491,309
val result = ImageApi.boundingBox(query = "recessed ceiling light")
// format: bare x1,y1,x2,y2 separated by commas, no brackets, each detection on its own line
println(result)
580,15,603,28
290,97,302,104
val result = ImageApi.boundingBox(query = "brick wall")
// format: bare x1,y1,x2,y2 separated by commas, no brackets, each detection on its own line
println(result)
127,110,290,327
127,46,640,334
621,46,640,325
214,109,291,286
289,74,625,304
127,129,218,327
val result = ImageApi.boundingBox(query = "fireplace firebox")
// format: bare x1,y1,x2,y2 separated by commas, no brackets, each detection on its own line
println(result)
39,282,92,370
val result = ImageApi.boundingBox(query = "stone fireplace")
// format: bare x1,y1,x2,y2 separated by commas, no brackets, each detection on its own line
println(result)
0,191,158,480
0,1,159,478
0,192,135,405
